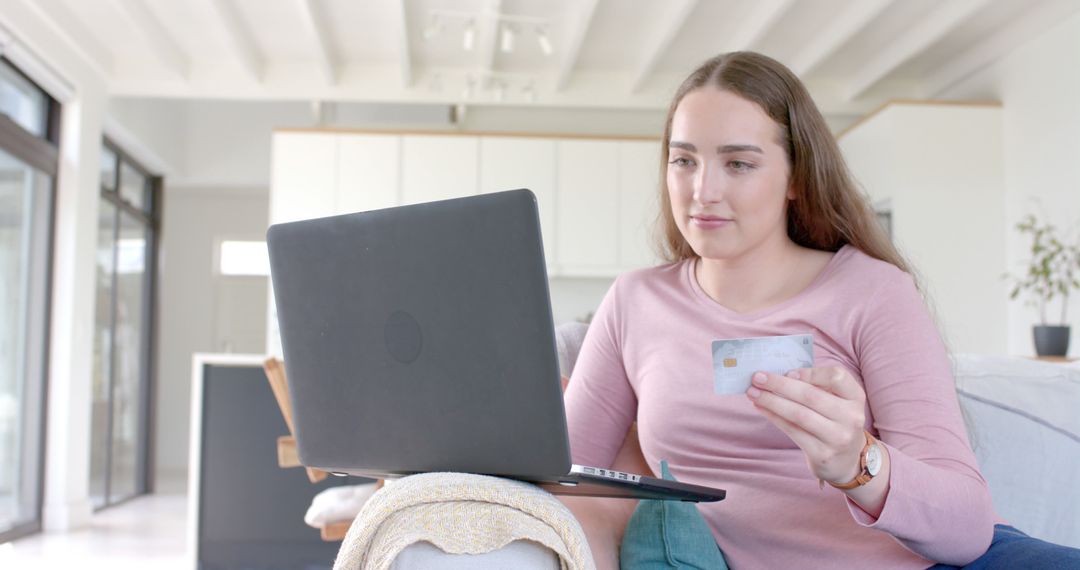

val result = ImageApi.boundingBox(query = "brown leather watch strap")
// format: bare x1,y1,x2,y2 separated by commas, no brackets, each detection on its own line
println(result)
822,431,877,490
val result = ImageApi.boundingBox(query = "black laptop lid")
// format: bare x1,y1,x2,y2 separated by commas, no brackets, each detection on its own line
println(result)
267,189,571,479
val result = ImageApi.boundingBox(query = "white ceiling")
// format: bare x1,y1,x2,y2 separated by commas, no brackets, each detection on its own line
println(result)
24,0,1080,115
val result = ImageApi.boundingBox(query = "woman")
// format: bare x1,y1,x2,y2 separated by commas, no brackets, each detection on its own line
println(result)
562,52,1080,568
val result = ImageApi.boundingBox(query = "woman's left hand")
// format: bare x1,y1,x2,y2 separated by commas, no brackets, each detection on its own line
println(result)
746,366,869,485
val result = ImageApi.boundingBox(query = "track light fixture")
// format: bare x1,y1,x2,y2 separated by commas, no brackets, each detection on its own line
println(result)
500,24,515,53
463,20,476,51
422,15,442,41
536,27,552,56
462,73,476,99
444,70,538,104
423,9,553,56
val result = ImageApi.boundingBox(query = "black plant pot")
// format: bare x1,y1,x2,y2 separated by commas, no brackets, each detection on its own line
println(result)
1033,325,1071,357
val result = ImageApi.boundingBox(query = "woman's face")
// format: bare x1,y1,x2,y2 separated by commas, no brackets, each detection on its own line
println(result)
667,88,794,261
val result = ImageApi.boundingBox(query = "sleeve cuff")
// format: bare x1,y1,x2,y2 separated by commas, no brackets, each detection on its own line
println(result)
845,441,904,528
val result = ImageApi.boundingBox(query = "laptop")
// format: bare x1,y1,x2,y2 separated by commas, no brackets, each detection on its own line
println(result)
267,188,726,502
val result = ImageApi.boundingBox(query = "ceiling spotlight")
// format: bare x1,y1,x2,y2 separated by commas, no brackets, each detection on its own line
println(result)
536,27,552,56
463,20,476,51
500,25,515,53
422,15,442,41
463,74,476,99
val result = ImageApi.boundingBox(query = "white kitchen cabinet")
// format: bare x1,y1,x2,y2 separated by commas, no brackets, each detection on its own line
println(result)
479,137,558,270
268,130,669,354
618,140,663,271
270,131,663,279
556,140,620,276
336,133,401,215
269,132,336,224
400,135,479,205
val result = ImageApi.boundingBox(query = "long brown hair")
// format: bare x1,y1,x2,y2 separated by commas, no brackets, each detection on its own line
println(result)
657,51,912,276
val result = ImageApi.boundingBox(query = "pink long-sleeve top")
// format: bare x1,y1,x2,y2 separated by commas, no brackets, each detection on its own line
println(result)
564,245,998,569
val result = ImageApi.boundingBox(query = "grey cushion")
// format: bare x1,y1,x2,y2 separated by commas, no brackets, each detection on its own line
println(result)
555,322,590,377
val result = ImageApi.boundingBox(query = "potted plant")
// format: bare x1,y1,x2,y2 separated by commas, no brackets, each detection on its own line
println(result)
1006,213,1080,357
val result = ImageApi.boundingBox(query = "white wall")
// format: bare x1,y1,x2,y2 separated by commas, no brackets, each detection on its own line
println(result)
939,10,1080,356
109,99,309,188
180,103,309,188
155,187,268,486
104,98,186,177
840,104,1008,355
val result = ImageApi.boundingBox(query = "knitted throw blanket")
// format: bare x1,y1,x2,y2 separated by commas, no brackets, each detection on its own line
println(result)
333,472,595,570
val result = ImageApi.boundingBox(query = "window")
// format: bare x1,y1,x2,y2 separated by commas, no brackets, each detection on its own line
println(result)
874,199,893,240
0,57,58,543
219,240,269,276
876,210,893,240
89,141,159,509
0,60,48,138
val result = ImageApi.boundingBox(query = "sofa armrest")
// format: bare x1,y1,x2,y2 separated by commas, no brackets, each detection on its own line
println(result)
952,354,1080,548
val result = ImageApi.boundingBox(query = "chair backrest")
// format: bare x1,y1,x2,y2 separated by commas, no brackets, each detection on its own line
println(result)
263,357,328,483
264,357,296,433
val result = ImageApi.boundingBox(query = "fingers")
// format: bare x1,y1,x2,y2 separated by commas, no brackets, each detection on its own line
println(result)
752,371,849,421
748,373,838,444
746,365,870,483
747,367,866,452
750,400,824,455
787,366,864,403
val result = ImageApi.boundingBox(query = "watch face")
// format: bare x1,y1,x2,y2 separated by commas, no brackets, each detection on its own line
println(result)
866,444,882,477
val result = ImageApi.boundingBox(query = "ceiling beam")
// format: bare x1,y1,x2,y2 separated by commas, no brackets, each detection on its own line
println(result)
922,0,1080,97
298,0,337,85
722,0,794,52
555,0,600,91
394,0,412,87
207,0,262,82
789,0,893,77
844,0,989,101
104,66,875,116
629,0,699,93
110,0,189,78
31,0,113,79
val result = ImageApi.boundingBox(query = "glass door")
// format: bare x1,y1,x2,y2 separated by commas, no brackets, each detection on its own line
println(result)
0,58,57,543
89,142,158,509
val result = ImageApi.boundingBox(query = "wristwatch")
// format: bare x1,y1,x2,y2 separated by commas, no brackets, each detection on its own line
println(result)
825,431,882,490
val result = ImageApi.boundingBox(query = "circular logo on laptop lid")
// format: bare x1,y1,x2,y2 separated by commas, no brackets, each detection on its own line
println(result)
384,311,422,364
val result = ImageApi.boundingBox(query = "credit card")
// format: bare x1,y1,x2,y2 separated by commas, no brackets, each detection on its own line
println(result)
712,334,814,395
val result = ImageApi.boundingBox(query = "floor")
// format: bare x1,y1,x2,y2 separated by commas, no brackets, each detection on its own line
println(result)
0,493,189,570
